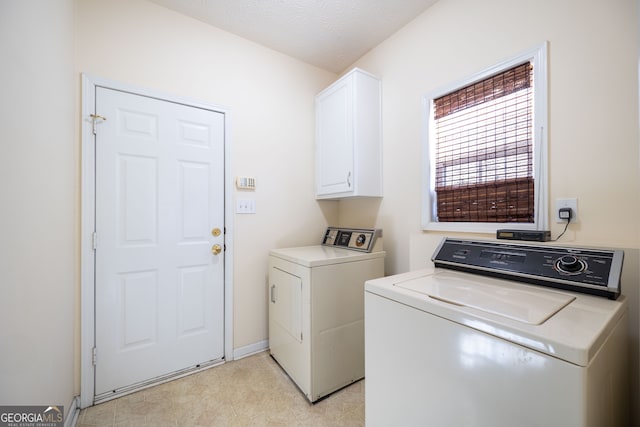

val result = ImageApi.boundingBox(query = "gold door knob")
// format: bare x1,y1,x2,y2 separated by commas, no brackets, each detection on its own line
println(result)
211,228,221,237
211,244,222,255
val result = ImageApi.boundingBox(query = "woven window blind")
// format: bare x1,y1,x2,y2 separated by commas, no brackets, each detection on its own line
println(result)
433,62,534,223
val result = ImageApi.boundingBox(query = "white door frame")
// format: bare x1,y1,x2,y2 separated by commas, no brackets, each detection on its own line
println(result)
79,74,234,408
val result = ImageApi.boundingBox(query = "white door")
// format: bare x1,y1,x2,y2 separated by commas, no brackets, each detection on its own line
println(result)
94,87,225,397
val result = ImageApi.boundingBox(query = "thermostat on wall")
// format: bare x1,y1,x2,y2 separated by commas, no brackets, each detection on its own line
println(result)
236,176,256,190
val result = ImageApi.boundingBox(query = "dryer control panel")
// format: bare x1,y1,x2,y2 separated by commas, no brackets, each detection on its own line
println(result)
322,227,382,253
432,238,624,299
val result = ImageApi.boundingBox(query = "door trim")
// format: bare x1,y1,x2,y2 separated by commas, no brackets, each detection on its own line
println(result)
80,74,234,408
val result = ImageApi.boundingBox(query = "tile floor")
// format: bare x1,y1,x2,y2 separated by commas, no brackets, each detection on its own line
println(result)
78,351,365,426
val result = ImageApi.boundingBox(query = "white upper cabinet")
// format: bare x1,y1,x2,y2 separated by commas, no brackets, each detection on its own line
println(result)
315,68,382,199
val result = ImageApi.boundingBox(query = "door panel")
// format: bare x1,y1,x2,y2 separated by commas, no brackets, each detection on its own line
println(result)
94,87,224,396
119,155,157,245
179,162,209,239
121,270,158,349
178,266,208,335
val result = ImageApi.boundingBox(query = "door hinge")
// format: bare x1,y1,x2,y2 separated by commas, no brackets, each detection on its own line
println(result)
92,232,98,250
90,114,107,135
92,347,97,366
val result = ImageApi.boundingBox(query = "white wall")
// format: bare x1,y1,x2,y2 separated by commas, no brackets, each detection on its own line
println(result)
342,0,640,422
0,0,76,417
74,0,338,364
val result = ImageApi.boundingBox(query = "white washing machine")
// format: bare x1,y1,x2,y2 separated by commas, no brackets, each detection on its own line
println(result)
365,238,629,427
269,227,385,402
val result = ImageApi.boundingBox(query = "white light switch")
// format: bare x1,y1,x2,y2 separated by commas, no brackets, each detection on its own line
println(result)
236,198,256,214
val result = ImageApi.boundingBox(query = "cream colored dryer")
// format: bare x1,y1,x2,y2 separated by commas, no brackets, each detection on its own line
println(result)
268,227,385,402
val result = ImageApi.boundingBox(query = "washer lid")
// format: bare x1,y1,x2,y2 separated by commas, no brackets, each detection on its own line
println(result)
365,268,628,366
396,273,575,325
270,245,385,267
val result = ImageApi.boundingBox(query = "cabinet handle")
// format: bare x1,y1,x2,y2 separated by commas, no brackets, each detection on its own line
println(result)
347,171,352,187
270,284,276,303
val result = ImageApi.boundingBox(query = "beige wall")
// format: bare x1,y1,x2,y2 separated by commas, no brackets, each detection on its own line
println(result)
2,0,638,420
0,0,76,416
342,0,640,272
342,0,640,422
74,0,338,362
4,0,336,408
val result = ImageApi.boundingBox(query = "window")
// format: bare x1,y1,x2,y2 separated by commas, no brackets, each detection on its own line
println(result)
422,43,548,232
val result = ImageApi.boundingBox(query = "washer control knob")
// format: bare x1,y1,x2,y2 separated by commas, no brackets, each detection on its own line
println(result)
356,234,367,247
557,255,585,273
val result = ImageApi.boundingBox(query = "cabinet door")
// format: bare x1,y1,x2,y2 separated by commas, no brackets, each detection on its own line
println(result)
316,78,353,196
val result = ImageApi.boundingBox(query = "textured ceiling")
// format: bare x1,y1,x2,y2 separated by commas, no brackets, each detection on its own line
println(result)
147,0,439,73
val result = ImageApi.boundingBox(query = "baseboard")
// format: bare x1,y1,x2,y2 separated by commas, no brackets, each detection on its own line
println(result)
65,396,80,427
233,340,269,360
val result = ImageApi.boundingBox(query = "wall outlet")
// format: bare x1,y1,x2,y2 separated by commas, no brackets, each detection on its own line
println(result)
236,198,256,214
555,198,578,223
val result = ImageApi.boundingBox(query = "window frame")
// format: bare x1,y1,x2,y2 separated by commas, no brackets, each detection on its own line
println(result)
422,42,548,233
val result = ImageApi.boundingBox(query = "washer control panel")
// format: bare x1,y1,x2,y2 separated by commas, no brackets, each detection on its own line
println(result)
322,227,382,253
432,238,624,299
